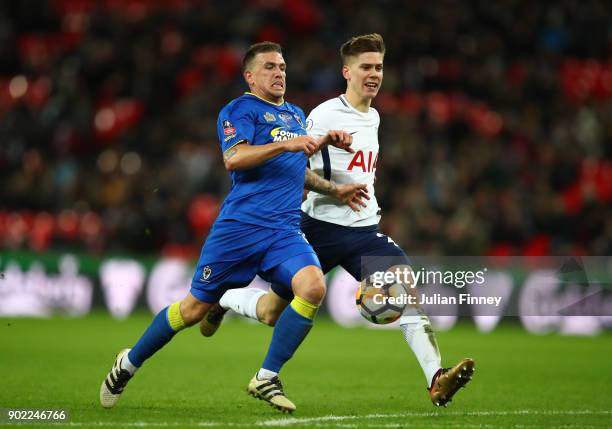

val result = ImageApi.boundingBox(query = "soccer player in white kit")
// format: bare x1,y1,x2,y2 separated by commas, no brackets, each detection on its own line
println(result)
202,34,474,407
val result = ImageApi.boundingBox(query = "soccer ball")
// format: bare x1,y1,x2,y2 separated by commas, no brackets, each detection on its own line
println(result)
355,278,409,324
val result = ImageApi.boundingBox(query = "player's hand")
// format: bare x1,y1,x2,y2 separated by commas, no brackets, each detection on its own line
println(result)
318,130,354,153
333,183,369,212
286,136,319,156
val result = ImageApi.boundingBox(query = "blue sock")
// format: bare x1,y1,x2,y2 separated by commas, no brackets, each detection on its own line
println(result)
261,298,316,373
128,302,186,367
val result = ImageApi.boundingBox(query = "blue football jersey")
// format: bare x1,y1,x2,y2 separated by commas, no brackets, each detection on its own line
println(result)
215,92,309,229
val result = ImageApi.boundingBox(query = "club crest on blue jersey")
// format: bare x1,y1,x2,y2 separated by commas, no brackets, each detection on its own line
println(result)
264,112,276,122
271,127,300,142
278,112,293,123
202,266,212,281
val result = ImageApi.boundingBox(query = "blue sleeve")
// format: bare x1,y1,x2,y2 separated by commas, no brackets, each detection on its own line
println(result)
217,103,256,152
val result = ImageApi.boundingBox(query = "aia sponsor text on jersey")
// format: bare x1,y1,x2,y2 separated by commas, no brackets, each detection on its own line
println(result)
347,150,378,173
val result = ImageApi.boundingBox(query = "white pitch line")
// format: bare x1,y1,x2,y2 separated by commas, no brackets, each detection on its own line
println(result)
66,423,233,427
64,422,605,429
262,423,601,429
255,410,612,427
61,410,612,428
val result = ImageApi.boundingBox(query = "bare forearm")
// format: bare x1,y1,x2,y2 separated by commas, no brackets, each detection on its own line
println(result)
223,142,286,171
304,169,337,196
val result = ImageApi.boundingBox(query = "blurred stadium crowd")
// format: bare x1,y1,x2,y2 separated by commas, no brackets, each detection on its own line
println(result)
1,0,611,257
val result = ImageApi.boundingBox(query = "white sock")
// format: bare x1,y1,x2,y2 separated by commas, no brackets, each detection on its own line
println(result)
257,368,278,380
400,315,442,387
121,353,139,375
219,288,266,321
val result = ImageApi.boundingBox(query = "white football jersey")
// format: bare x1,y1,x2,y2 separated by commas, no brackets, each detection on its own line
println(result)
302,95,381,227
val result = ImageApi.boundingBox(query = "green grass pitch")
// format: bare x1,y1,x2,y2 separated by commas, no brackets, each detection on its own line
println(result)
1,313,611,428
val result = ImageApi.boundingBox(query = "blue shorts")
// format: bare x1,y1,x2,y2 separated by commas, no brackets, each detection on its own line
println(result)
272,212,410,300
191,220,320,303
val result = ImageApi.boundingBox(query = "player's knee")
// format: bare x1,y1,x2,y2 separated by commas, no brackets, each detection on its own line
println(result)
292,265,326,305
313,280,327,303
297,277,326,305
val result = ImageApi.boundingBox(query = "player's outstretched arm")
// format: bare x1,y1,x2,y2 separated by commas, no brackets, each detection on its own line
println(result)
304,169,369,211
223,136,318,171
316,130,354,153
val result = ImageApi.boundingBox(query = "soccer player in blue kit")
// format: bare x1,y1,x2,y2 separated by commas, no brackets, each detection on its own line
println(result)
202,34,475,408
99,41,359,413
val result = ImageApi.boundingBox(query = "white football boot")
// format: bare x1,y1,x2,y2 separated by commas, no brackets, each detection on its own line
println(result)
100,348,134,408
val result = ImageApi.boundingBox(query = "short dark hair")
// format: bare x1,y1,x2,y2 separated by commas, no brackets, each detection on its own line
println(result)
242,41,283,72
340,33,385,64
